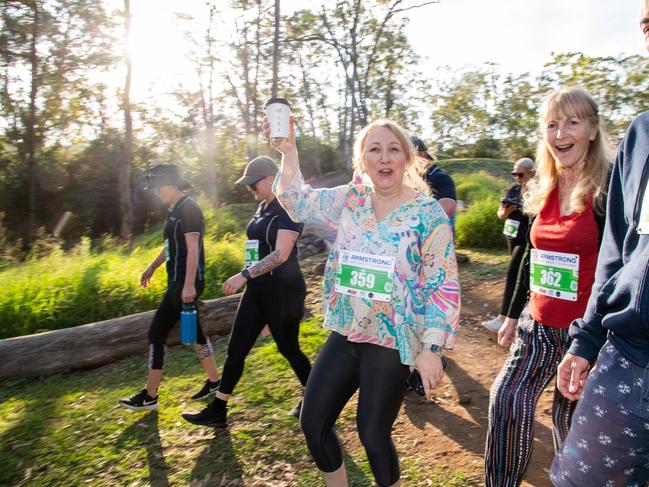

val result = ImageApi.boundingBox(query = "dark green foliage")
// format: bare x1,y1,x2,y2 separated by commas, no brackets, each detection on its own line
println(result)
437,158,513,179
454,171,509,204
456,197,506,249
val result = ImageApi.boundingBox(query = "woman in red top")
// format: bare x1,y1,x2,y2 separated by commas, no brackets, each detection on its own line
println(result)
484,87,612,487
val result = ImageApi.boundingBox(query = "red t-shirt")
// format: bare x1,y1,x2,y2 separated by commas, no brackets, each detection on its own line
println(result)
529,187,599,329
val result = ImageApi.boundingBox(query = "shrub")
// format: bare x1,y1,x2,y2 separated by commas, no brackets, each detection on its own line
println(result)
0,236,245,338
454,171,509,204
203,202,256,240
456,196,506,249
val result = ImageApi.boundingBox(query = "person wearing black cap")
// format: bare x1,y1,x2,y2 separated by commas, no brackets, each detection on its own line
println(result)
182,156,311,427
411,135,457,221
119,164,221,411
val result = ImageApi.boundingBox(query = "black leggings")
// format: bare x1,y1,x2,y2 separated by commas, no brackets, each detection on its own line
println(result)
147,279,212,370
300,332,410,487
500,242,526,316
219,277,311,394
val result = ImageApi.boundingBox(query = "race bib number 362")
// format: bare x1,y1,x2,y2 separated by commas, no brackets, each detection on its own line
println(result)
335,250,395,302
530,249,579,301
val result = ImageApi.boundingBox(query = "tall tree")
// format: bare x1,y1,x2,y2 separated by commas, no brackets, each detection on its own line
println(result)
271,0,280,98
227,0,275,159
0,0,115,247
289,1,436,162
118,0,135,239
176,1,222,206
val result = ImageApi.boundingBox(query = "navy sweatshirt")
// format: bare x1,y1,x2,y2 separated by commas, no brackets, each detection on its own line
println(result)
569,111,649,367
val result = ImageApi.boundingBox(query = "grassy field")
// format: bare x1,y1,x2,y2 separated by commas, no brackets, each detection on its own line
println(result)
437,158,512,179
0,316,477,487
0,236,246,339
0,203,256,339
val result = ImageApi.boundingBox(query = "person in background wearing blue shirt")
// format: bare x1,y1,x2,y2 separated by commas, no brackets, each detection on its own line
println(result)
410,136,457,222
551,2,649,484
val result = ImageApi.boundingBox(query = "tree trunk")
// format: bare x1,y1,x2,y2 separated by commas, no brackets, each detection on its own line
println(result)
271,0,280,98
23,2,39,250
205,122,218,206
119,0,134,240
0,295,241,379
298,53,322,176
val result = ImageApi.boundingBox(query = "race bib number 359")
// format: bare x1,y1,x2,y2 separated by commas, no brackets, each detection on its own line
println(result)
335,250,395,302
530,249,579,301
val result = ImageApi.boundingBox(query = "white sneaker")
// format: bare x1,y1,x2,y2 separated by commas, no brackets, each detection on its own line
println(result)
481,317,503,332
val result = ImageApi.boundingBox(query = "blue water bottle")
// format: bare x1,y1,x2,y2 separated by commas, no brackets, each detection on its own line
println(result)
180,303,197,345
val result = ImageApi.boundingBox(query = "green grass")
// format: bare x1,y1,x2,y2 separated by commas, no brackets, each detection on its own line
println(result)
437,158,513,180
0,202,256,338
458,248,510,279
0,317,477,486
0,234,246,338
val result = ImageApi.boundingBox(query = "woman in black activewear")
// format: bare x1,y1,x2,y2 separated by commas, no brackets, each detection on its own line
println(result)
481,158,535,333
182,156,311,427
119,164,221,411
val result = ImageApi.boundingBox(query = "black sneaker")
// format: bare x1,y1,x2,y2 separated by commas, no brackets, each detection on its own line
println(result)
119,388,158,411
191,379,221,400
182,401,227,427
288,400,302,418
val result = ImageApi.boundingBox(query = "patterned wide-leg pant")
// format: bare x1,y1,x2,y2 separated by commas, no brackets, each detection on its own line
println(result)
551,339,649,487
485,310,577,487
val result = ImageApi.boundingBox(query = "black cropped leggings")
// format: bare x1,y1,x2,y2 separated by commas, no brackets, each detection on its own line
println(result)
147,279,212,370
500,242,526,316
300,331,410,487
219,277,311,394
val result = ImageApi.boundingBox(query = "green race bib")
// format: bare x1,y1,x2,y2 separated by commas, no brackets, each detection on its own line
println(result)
335,250,395,302
530,249,579,301
244,240,259,267
503,218,520,238
164,239,170,262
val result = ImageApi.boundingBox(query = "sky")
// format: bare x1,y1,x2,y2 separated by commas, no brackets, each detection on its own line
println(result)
123,0,647,105
404,0,646,75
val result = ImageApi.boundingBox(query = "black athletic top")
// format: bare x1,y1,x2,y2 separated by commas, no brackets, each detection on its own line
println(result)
246,198,303,282
501,184,528,245
425,164,457,201
163,195,205,283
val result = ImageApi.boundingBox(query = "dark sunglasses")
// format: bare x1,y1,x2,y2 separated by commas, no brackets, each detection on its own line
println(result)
247,181,258,191
511,172,526,178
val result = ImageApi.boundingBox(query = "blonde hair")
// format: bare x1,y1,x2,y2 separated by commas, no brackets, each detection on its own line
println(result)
524,87,612,216
352,120,430,195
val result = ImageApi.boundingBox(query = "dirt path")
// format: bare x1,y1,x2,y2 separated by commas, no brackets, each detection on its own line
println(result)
300,254,556,487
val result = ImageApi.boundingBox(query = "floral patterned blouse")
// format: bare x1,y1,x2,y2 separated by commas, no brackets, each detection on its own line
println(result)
274,171,460,366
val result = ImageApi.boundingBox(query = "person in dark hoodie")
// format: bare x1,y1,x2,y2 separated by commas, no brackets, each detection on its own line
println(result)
550,3,649,485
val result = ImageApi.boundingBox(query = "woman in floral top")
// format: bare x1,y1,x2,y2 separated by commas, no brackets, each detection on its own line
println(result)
266,116,460,487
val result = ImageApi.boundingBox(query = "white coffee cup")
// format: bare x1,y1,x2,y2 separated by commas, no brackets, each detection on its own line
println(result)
265,98,291,139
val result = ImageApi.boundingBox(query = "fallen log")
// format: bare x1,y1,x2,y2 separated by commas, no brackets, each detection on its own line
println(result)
0,294,241,380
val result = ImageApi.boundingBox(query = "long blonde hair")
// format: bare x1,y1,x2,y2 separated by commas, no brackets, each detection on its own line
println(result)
352,120,430,195
524,87,612,216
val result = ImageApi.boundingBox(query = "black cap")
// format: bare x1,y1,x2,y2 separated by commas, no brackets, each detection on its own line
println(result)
145,164,191,190
410,135,427,152
236,156,279,185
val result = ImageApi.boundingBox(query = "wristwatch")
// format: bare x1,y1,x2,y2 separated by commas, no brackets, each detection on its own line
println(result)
241,268,251,281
